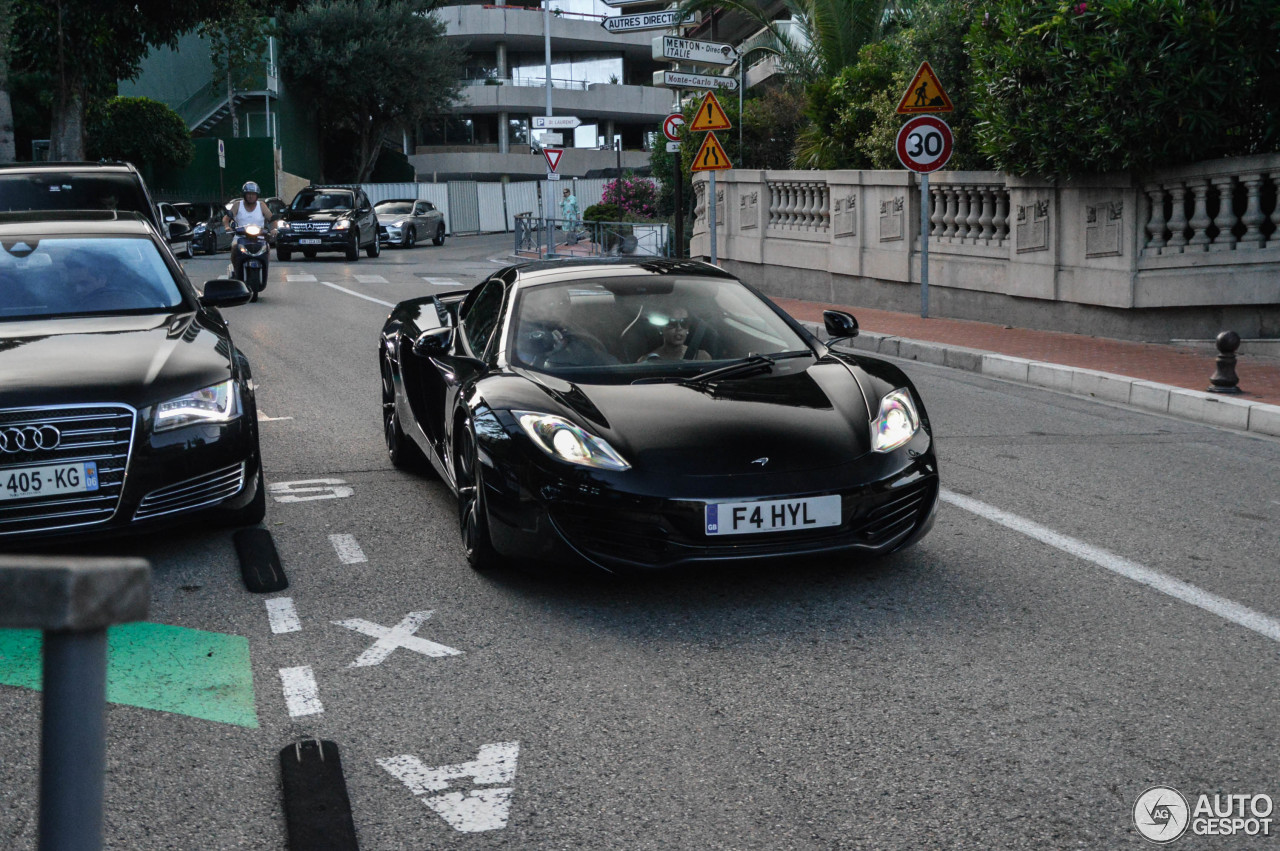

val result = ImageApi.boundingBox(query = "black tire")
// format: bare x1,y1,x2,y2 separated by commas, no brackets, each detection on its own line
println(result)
454,419,504,572
346,231,360,261
277,247,292,261
381,357,426,471
433,224,445,246
403,227,416,249
303,250,316,259
366,233,380,258
227,467,267,526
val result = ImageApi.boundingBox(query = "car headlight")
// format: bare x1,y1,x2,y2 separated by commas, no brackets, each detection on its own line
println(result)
514,411,630,471
392,220,406,228
870,388,920,453
276,220,290,230
333,219,351,231
193,223,207,234
154,380,242,432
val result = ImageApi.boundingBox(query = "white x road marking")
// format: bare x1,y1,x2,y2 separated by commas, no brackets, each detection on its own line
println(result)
333,610,462,667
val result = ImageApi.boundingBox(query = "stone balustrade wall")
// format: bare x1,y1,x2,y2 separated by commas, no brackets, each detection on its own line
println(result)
690,154,1280,340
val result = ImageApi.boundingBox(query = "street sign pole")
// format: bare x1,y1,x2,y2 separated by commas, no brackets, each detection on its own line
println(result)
709,171,716,265
921,173,930,319
674,154,683,259
543,0,555,257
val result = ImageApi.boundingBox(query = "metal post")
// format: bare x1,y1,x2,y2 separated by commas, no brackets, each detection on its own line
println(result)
674,153,683,259
920,173,929,319
709,170,717,265
0,556,151,851
738,58,743,158
543,0,555,258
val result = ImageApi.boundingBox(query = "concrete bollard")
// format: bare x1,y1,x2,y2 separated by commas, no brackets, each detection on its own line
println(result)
0,556,151,851
1208,330,1244,394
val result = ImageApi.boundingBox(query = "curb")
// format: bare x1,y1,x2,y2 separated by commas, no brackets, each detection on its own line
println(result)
802,323,1280,439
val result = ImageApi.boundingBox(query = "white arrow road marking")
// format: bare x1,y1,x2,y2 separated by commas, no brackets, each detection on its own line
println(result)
286,273,317,282
378,743,519,833
942,489,1280,643
316,280,395,307
266,597,302,634
268,479,354,503
256,409,294,422
354,274,387,284
329,533,367,565
279,666,323,716
423,277,462,287
333,610,462,667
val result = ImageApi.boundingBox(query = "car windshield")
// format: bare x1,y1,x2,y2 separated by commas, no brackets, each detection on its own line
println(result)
0,235,187,320
291,191,354,212
376,201,414,215
0,173,152,222
508,275,812,375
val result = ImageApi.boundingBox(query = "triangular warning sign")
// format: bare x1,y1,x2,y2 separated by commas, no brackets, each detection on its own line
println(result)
690,91,732,132
543,148,563,172
691,131,732,171
896,61,953,114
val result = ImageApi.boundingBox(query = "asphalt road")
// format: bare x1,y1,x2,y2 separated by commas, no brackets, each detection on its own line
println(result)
2,233,1278,849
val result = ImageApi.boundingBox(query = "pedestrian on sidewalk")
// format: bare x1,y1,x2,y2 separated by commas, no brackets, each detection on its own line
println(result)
560,188,581,245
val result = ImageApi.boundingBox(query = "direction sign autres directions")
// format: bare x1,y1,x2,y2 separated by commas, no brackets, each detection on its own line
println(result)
601,9,696,33
653,35,736,67
896,60,954,114
654,69,739,92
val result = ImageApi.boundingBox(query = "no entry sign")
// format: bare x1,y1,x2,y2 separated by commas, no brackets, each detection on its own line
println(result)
895,115,953,173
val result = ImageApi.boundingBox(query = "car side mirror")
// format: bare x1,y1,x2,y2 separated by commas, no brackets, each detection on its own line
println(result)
168,222,187,239
200,278,253,308
412,326,454,357
823,310,858,339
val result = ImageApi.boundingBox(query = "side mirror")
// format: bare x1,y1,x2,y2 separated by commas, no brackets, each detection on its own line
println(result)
168,222,188,239
823,310,858,339
412,326,453,357
200,278,253,308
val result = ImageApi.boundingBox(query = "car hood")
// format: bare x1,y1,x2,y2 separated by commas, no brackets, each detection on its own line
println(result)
377,213,411,223
513,357,876,476
0,312,235,409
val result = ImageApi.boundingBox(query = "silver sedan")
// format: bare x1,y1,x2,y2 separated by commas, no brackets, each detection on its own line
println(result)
375,199,446,248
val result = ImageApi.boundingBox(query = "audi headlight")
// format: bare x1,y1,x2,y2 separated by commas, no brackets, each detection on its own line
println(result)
514,411,630,471
333,219,351,231
870,388,920,453
154,380,242,432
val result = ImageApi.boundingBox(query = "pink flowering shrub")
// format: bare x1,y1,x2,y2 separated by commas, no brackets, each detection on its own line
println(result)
600,174,658,220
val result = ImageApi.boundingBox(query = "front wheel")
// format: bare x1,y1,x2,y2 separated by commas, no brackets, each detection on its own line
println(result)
345,231,360,261
403,227,416,249
366,233,381,258
381,358,426,472
433,224,445,246
245,265,263,302
454,421,504,572
226,467,267,526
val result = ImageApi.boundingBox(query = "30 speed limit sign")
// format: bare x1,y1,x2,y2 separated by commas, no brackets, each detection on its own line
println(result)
896,114,953,173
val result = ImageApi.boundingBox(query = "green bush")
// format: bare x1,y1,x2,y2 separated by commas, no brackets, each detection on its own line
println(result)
967,0,1280,175
87,97,194,171
582,203,623,223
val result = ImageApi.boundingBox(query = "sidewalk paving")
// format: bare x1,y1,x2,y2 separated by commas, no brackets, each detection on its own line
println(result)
773,297,1280,438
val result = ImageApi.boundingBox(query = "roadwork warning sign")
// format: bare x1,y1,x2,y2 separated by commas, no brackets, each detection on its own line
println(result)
691,131,732,171
896,61,954,114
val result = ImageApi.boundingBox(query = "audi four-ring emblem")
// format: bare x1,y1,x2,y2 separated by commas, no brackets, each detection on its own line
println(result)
0,425,62,453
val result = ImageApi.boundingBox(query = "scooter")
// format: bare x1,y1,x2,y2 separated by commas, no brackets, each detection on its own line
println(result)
232,225,270,302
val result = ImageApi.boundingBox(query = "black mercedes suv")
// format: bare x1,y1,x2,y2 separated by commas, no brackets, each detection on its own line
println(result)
275,186,381,261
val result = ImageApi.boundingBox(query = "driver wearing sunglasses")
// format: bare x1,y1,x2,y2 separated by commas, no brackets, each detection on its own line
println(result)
638,308,711,362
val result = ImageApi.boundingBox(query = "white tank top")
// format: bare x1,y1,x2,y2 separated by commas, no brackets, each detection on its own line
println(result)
232,200,267,230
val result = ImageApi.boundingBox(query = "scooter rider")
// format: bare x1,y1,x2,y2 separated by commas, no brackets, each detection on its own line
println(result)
222,181,274,281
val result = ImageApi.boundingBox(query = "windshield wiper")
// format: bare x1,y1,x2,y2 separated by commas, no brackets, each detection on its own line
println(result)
679,350,810,387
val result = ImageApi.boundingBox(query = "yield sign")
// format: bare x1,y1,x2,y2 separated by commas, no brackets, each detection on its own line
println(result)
896,60,954,114
689,91,731,132
691,131,732,171
543,148,564,173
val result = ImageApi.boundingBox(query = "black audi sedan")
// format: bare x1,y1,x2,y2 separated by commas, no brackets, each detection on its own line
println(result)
379,258,939,573
0,211,264,544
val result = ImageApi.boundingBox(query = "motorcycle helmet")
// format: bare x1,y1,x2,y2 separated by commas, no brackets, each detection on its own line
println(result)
242,181,260,195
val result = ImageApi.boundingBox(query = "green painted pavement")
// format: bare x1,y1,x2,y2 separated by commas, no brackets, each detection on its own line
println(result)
0,622,259,728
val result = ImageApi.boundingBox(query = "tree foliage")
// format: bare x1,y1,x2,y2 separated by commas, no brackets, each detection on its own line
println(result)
967,0,1280,175
86,96,194,171
281,0,464,182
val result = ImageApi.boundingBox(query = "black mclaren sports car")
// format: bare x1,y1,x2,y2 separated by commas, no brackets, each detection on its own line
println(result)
379,259,938,572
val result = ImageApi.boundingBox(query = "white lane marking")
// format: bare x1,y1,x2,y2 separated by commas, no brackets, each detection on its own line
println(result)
279,666,323,716
329,533,367,565
333,610,462,667
286,273,317,282
256,409,294,422
378,742,519,833
423,277,462,287
316,280,396,307
354,274,387,284
266,597,302,634
269,479,354,503
941,489,1280,643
